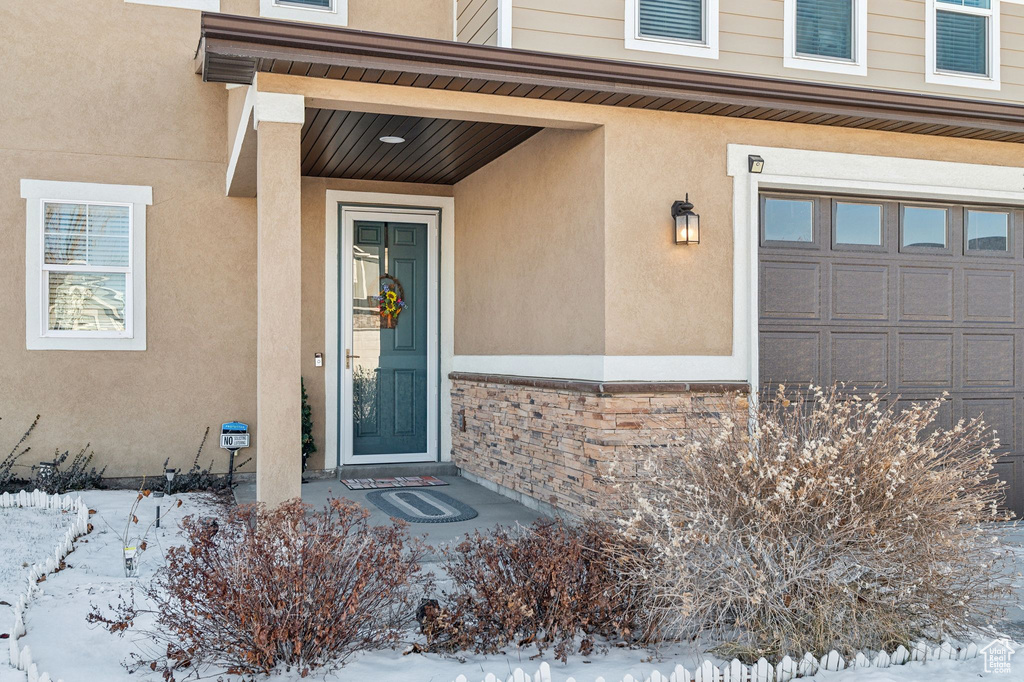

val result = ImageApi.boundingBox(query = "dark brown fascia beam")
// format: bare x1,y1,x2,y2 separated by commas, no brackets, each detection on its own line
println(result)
199,12,1024,135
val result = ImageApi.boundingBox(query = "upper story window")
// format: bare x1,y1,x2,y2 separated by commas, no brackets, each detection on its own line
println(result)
784,0,868,76
20,180,151,351
926,0,1001,90
259,0,348,27
625,0,720,59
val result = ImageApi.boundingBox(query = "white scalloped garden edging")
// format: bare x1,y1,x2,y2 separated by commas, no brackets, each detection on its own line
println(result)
452,640,985,682
3,489,90,682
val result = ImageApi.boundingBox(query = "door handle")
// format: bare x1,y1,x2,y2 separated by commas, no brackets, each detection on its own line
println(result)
345,349,360,369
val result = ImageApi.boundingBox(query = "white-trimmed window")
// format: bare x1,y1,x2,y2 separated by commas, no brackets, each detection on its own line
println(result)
259,0,348,27
625,0,720,60
926,0,1001,90
784,0,868,76
20,180,152,351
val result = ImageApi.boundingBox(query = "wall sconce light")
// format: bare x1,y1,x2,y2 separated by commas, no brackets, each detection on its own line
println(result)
671,195,700,245
748,154,765,174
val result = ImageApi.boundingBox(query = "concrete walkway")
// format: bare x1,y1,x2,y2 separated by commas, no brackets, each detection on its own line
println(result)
234,474,548,549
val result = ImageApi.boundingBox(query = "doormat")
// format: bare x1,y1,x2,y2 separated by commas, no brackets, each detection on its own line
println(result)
341,476,449,491
365,489,478,524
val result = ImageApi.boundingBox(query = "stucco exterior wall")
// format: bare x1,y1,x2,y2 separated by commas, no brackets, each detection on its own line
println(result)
221,0,454,40
452,127,606,356
271,75,1024,361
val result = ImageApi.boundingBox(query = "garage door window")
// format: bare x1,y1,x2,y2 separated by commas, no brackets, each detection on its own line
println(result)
763,197,814,244
901,206,949,250
835,201,882,246
966,209,1010,252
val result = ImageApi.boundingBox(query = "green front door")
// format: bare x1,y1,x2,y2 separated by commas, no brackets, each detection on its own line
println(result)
350,220,429,457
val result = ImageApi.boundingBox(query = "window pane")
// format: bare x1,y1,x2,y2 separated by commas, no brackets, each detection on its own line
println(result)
764,198,814,243
47,271,126,332
277,0,331,7
938,0,990,8
967,210,1009,251
44,202,130,267
936,10,988,76
638,0,703,43
902,206,948,248
796,0,853,60
835,202,882,245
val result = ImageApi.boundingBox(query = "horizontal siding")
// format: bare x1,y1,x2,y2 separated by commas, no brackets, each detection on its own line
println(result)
511,0,1024,105
458,0,498,45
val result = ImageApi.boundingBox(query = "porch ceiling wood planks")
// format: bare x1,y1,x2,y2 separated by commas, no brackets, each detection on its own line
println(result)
300,108,541,184
197,13,1024,144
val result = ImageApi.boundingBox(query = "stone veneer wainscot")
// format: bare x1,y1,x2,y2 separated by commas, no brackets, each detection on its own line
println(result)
450,373,750,517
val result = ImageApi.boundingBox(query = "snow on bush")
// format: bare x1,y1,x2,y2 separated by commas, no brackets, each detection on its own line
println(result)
88,498,428,679
608,386,1015,662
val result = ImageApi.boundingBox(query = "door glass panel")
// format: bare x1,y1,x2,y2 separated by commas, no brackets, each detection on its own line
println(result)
351,221,428,457
764,198,814,243
835,202,882,246
966,210,1009,252
902,206,948,249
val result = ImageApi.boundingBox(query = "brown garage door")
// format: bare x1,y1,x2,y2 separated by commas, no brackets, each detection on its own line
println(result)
758,192,1024,517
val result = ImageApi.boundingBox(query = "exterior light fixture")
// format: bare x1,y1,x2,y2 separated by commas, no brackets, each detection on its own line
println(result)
379,135,406,144
671,195,701,245
164,467,177,493
748,154,765,174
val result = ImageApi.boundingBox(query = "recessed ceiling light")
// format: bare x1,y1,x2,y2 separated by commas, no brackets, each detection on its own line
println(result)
379,136,406,144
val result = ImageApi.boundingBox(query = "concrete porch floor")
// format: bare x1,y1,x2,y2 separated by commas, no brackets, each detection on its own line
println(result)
233,475,548,548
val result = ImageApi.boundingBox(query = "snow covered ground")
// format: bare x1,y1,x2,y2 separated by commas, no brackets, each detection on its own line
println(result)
4,490,1023,682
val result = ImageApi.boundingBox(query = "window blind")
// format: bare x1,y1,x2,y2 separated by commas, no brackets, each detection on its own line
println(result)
936,10,988,75
638,0,704,43
278,0,332,8
795,0,854,60
43,202,130,333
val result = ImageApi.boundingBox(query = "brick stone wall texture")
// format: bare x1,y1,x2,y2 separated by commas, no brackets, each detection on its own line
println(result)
450,376,750,517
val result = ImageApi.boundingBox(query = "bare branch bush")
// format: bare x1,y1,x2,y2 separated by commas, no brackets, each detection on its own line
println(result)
421,519,649,662
89,498,428,680
0,415,38,492
607,385,1015,662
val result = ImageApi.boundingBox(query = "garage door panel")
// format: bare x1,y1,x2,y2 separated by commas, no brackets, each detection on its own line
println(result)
899,266,954,322
964,269,1016,323
962,397,1016,452
761,262,820,319
830,332,888,388
761,192,1023,518
898,333,953,387
991,459,1022,516
830,264,889,321
963,334,1015,388
760,332,820,385
894,397,954,435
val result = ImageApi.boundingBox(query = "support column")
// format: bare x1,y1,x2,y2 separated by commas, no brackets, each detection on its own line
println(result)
254,90,304,506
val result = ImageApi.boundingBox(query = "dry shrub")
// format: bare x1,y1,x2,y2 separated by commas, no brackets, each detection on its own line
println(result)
421,520,646,662
90,499,427,679
608,386,1015,662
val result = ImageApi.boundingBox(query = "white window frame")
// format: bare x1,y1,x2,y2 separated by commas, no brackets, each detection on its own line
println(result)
625,0,720,60
124,0,220,9
783,0,868,77
926,0,1001,91
20,180,152,352
259,0,348,27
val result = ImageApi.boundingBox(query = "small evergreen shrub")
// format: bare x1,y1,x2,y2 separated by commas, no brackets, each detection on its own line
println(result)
421,520,647,662
301,377,316,472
